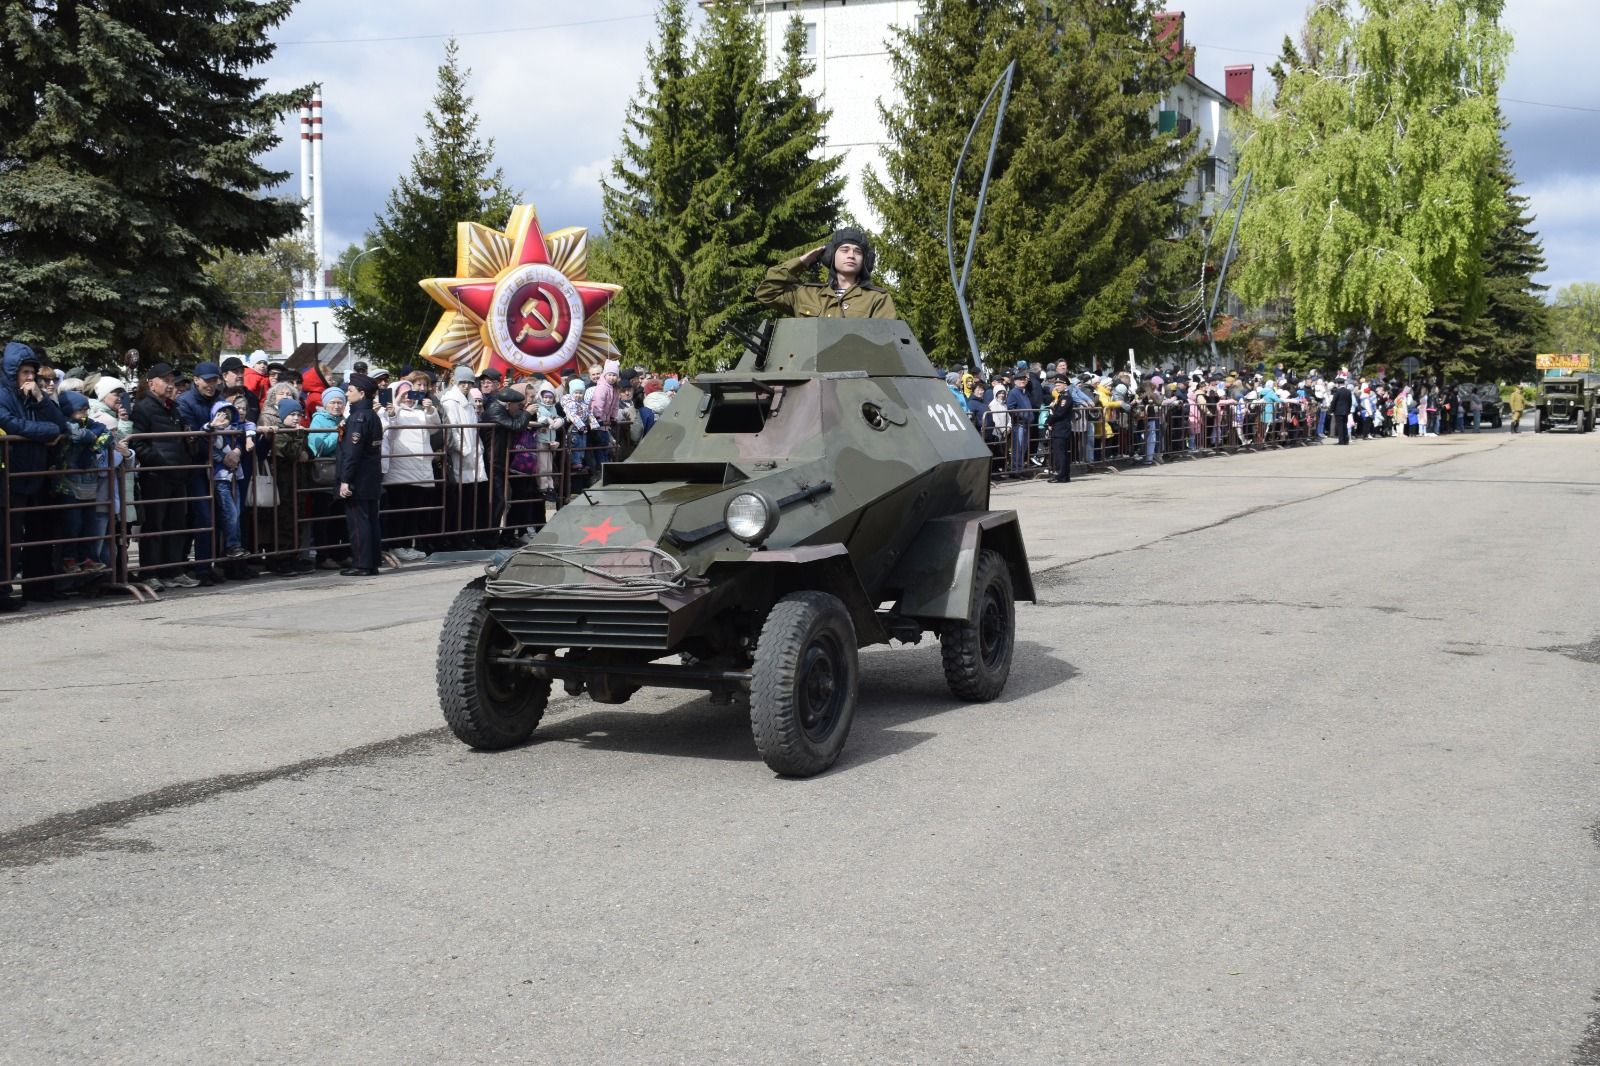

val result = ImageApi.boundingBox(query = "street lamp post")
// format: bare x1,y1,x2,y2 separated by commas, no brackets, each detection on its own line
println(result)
345,245,383,307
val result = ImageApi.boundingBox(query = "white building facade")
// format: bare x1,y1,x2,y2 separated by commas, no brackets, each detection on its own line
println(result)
747,0,917,226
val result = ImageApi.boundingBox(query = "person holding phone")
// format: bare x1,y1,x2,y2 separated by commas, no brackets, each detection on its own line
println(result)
1046,380,1074,483
380,381,440,561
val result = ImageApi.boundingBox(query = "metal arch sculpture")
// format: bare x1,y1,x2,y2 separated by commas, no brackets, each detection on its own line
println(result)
946,61,1017,382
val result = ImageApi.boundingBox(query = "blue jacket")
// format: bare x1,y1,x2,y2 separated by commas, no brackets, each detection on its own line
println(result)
0,341,68,479
1005,385,1031,414
336,399,384,499
175,383,220,432
965,393,987,427
307,409,341,457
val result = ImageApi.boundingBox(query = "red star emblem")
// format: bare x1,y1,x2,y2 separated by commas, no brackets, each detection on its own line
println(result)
579,517,623,545
418,203,622,378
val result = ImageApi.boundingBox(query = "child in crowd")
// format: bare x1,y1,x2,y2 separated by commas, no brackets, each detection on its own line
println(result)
54,391,115,573
209,398,255,559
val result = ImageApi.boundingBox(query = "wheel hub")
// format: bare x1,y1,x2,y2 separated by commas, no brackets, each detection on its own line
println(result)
979,588,1008,670
798,638,843,740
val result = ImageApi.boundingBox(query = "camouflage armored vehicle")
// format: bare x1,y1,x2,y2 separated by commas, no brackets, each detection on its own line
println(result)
436,318,1035,777
1536,374,1599,433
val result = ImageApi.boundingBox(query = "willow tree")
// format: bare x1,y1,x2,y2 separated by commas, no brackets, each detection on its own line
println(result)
1232,0,1511,361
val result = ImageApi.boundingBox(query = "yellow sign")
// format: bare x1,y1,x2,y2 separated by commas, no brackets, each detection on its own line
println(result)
1536,353,1592,370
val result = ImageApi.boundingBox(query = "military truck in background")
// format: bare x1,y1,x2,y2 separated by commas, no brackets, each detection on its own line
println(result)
1536,374,1600,433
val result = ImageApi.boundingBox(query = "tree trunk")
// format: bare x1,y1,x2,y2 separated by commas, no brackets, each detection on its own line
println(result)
1349,323,1374,377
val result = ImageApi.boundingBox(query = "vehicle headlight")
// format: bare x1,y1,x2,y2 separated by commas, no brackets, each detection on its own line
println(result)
724,492,779,545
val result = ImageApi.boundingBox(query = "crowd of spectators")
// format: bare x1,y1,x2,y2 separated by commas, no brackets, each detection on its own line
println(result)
0,343,685,610
948,358,1516,481
1,335,1521,612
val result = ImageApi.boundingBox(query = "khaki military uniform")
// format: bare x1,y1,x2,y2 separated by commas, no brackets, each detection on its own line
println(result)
755,256,899,320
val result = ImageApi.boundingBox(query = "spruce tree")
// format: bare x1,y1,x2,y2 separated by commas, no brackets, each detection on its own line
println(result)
600,0,698,367
335,40,516,364
683,5,846,366
1392,130,1547,383
602,0,843,373
1476,143,1548,381
866,0,1201,371
0,1,306,365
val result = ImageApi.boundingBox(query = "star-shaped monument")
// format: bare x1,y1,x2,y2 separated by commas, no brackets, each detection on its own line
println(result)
418,203,622,378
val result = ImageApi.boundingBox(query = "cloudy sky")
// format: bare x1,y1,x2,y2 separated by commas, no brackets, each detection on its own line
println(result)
257,0,1600,295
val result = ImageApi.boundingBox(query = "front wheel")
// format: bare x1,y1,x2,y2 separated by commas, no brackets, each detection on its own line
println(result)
437,579,551,749
749,592,859,777
940,549,1016,702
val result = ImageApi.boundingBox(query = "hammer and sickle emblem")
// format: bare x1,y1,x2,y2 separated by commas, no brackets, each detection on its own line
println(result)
515,290,563,345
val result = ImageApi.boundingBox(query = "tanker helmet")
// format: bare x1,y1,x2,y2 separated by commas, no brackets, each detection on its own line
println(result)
824,226,877,291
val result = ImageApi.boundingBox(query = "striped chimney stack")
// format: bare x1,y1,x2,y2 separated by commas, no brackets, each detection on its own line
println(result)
310,95,325,300
299,101,313,299
297,96,326,299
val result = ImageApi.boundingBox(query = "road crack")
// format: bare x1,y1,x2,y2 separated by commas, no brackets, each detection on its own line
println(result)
0,728,450,871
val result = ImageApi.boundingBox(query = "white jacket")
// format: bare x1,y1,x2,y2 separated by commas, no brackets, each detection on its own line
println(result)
381,403,440,485
440,388,486,484
988,396,1010,434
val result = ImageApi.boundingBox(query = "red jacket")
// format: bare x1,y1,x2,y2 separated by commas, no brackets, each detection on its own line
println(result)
302,366,329,419
244,366,272,406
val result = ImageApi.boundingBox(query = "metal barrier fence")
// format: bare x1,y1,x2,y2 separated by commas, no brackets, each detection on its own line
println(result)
0,419,619,604
980,398,1325,480
2,399,1324,605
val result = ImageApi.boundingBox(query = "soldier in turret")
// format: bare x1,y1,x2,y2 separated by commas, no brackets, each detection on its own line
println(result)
756,227,899,320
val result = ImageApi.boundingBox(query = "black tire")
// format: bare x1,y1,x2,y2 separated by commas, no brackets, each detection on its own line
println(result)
748,591,859,777
940,548,1016,702
437,578,550,749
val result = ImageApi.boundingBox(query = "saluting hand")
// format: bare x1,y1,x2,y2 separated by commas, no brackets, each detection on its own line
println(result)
800,245,827,267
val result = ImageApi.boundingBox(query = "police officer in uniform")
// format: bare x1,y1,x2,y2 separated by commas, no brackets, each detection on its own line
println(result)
1330,377,1355,445
755,227,899,320
337,372,385,576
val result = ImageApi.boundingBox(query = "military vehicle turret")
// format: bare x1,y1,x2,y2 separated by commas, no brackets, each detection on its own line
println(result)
436,317,1034,776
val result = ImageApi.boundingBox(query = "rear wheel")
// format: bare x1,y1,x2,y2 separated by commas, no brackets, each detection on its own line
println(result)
940,549,1016,702
749,592,859,777
438,579,550,749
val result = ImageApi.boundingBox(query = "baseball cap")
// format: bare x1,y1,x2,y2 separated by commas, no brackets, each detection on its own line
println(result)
219,356,244,374
146,362,176,380
195,361,221,381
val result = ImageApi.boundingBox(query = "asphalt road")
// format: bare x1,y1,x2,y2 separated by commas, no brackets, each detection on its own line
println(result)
4,427,1598,1065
